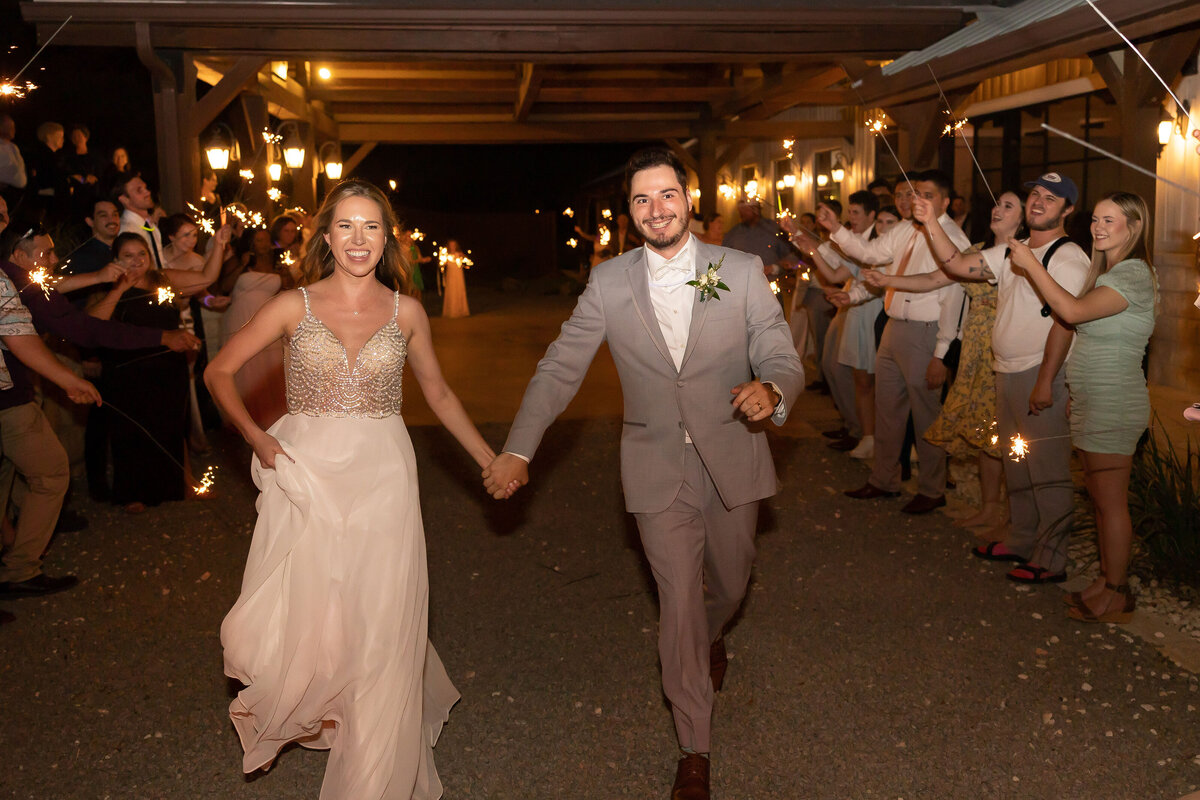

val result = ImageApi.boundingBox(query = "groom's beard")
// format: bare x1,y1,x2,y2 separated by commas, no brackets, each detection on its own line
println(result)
637,215,688,252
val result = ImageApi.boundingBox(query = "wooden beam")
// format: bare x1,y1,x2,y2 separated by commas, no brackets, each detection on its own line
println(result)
341,142,377,177
187,56,268,137
514,62,543,122
665,139,698,174
716,139,750,172
134,23,185,214
884,98,945,170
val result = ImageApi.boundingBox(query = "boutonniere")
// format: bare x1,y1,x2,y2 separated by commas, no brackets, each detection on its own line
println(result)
687,255,729,302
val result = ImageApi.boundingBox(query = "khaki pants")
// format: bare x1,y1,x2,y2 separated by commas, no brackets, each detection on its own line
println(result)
0,403,69,583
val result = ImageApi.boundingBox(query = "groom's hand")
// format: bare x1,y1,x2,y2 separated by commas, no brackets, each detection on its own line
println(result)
483,453,529,500
731,380,780,422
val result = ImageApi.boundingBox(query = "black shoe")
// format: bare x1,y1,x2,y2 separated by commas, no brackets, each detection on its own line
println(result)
54,508,88,534
901,494,946,514
826,437,859,452
821,427,849,440
844,483,900,500
0,573,79,599
900,464,912,482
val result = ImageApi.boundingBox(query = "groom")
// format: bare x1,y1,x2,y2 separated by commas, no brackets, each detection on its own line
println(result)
483,148,803,800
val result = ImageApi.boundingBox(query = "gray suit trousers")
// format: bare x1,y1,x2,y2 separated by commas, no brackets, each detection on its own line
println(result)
634,445,757,754
996,367,1075,572
823,312,861,438
869,318,947,497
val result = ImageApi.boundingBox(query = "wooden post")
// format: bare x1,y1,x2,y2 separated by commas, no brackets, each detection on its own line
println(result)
698,131,717,218
135,23,185,214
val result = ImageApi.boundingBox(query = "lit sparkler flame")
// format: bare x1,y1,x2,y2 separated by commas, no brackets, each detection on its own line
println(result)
198,217,215,235
27,267,59,299
598,226,612,247
990,434,999,446
769,280,780,296
156,286,176,305
266,187,282,201
563,207,574,218
942,117,968,137
410,228,425,242
437,247,474,271
261,129,282,144
601,209,612,220
0,80,37,98
1009,435,1029,461
193,465,218,496
567,238,578,248
867,117,887,134
238,168,254,181
280,250,296,267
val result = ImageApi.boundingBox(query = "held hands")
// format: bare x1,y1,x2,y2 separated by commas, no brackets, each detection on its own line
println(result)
204,293,232,311
161,329,201,352
732,380,779,422
482,453,528,500
62,374,102,406
214,225,233,246
925,358,948,390
825,290,852,308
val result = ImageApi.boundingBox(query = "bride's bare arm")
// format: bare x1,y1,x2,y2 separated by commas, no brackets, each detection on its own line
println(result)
401,298,497,469
204,289,304,467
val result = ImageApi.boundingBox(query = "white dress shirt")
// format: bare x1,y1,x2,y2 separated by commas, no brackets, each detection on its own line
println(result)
0,139,27,189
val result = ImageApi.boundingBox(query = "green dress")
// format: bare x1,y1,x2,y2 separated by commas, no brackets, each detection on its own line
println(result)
925,281,1001,459
1065,258,1156,455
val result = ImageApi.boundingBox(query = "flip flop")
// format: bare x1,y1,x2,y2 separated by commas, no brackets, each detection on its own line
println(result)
1007,564,1067,584
971,541,1027,563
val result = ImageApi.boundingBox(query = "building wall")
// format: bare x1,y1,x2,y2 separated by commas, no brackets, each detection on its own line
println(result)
1150,70,1200,395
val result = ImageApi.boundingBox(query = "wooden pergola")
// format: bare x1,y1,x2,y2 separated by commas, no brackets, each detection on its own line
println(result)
17,0,1200,213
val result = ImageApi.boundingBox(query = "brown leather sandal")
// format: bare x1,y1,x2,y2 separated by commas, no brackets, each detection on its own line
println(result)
1068,582,1134,623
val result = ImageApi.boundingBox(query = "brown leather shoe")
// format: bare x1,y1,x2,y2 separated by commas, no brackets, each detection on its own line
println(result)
900,493,946,514
710,638,727,692
672,753,710,800
844,482,900,500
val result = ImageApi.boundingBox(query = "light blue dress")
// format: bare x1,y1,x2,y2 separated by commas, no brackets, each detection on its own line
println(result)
1065,259,1157,455
837,262,883,374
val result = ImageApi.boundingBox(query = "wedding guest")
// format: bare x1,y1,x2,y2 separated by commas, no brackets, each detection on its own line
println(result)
0,270,101,608
62,199,121,287
29,122,69,224
820,170,969,514
484,148,804,800
269,213,302,265
1009,192,1156,622
0,115,27,207
102,146,131,188
87,228,228,512
114,173,165,268
963,174,1090,583
698,212,724,246
441,238,470,318
866,189,1029,532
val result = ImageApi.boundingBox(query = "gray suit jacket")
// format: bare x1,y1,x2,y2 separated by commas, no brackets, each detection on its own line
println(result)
504,239,804,514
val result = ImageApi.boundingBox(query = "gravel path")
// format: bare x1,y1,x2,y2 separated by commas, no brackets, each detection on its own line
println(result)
3,291,1198,799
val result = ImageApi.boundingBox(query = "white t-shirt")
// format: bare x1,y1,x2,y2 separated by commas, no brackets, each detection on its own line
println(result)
986,237,1090,373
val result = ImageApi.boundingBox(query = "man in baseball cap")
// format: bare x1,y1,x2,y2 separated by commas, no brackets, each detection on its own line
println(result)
1024,172,1078,207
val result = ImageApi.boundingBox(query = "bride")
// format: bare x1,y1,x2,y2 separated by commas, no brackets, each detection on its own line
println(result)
205,179,498,799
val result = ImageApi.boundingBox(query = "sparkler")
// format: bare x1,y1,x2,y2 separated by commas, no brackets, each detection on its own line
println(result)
567,238,578,248
266,187,282,202
782,138,795,158
27,267,60,299
279,250,296,267
1040,124,1200,201
598,226,612,247
563,207,574,218
1009,435,1029,461
238,169,254,182
193,465,218,496
1083,0,1193,133
601,209,613,220
0,15,71,100
862,110,915,193
1008,425,1153,461
155,286,176,305
410,228,425,242
769,280,781,295
261,129,282,145
198,217,215,235
927,64,998,209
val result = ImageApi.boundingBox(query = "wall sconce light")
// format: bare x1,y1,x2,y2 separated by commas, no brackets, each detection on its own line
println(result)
775,179,786,191
831,163,846,183
1158,119,1174,146
267,162,283,182
271,61,289,82
319,141,343,180
718,182,736,200
816,173,829,188
274,121,307,170
783,173,796,188
203,122,237,171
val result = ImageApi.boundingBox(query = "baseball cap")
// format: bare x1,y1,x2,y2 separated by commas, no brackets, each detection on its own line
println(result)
1024,172,1078,207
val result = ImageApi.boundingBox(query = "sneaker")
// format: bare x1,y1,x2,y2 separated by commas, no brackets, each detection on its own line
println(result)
1185,403,1200,423
848,435,874,459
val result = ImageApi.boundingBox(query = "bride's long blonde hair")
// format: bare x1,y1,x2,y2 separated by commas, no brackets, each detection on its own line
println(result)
298,180,418,297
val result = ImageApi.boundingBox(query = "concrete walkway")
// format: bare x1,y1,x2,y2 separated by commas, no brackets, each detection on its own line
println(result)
2,288,1198,799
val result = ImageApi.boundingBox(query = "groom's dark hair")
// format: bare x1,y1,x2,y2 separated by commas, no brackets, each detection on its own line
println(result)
624,147,689,199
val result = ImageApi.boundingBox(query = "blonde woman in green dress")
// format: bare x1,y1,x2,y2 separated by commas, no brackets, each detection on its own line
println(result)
1007,192,1155,623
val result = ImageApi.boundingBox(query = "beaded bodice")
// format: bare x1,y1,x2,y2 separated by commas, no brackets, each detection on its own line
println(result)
284,287,405,417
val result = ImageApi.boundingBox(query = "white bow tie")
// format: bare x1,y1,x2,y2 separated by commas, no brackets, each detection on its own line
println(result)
650,253,693,283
